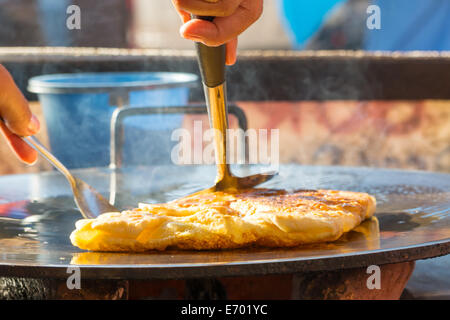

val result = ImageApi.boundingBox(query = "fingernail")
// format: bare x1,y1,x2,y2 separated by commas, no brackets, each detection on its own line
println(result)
26,155,38,166
27,115,40,135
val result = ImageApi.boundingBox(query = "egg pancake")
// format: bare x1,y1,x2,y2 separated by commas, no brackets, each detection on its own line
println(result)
70,189,376,252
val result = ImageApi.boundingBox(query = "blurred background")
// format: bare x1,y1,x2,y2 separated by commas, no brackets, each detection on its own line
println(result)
1,0,449,50
0,0,449,176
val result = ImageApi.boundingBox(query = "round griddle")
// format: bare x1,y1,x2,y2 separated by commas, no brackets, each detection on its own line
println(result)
0,165,449,279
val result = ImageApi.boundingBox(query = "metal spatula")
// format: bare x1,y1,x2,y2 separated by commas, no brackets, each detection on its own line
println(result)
193,16,277,192
22,135,117,219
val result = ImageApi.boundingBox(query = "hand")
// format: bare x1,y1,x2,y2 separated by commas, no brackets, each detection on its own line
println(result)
172,0,263,65
0,65,40,164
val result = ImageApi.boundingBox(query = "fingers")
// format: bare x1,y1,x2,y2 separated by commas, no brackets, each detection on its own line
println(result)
179,0,263,46
0,65,40,137
173,0,242,17
173,0,263,65
0,64,40,164
0,121,38,164
175,8,191,23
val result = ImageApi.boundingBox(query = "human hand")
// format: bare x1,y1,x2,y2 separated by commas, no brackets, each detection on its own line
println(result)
0,65,40,164
172,0,263,65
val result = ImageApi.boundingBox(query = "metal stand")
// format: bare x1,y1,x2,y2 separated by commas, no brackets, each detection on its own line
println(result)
107,104,248,205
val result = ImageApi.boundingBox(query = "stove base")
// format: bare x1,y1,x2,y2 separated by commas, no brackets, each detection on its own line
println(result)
0,261,415,300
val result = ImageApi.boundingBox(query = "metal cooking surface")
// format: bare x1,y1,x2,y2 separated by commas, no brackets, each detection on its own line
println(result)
0,165,449,279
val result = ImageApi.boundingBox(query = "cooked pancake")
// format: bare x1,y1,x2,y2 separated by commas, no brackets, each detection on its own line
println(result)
70,189,376,252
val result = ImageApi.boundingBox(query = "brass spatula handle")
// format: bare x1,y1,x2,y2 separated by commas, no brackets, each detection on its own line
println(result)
192,15,226,88
191,15,234,185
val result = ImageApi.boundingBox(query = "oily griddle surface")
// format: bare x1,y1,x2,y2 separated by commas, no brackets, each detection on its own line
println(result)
0,165,448,279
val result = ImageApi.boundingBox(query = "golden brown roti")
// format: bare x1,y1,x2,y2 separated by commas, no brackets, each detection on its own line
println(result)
70,189,376,252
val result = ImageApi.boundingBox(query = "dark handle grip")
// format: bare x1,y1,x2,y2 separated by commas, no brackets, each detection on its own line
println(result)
192,15,226,88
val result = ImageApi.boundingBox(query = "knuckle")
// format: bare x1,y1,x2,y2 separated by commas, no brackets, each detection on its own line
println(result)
220,4,236,16
250,1,264,22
